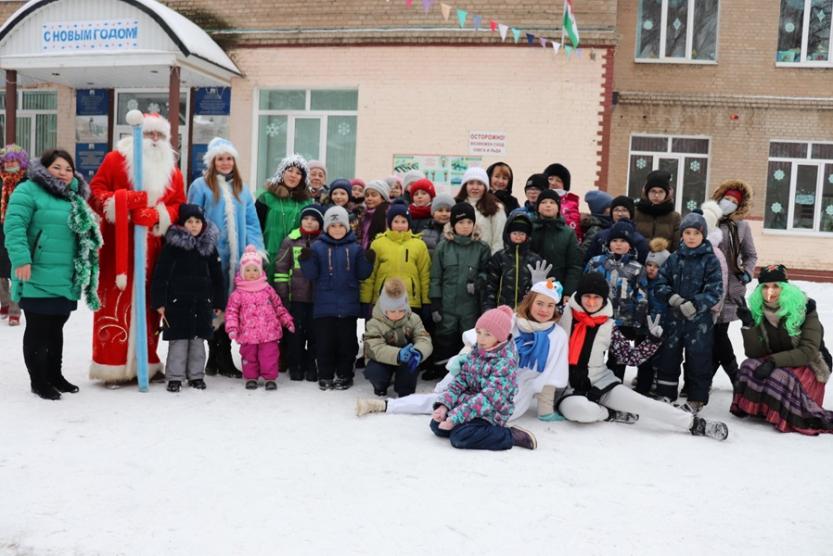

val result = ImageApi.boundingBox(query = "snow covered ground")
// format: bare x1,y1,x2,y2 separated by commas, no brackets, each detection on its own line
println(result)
1,281,832,556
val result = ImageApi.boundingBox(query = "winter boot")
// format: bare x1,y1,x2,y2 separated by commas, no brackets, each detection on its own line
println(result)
509,426,537,450
188,379,207,390
605,408,639,424
690,416,729,441
373,386,388,397
265,380,277,391
52,375,80,394
167,380,182,393
318,379,334,391
305,362,318,382
150,370,166,383
245,380,258,390
289,369,304,381
31,382,61,400
674,400,704,415
356,398,387,416
204,338,218,376
333,377,353,390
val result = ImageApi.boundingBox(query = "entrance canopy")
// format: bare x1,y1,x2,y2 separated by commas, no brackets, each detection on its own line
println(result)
0,0,241,87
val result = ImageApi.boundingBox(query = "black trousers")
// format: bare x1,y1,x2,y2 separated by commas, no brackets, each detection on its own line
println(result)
364,360,418,397
711,322,738,384
286,302,316,377
314,316,358,381
23,311,69,388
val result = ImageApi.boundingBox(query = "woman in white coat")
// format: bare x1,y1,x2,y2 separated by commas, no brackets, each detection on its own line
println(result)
356,279,568,421
453,167,506,254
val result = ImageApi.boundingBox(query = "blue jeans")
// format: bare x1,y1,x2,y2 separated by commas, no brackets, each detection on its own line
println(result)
430,417,513,451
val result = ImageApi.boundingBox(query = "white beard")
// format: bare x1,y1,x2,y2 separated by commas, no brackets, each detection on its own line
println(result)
118,137,176,206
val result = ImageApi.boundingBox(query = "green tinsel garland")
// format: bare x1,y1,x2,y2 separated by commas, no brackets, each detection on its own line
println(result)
67,190,103,310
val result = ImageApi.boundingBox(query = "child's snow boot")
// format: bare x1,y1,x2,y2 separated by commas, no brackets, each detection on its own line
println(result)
675,400,704,415
289,369,304,381
167,380,181,393
605,408,639,424
188,379,206,390
333,377,353,390
509,426,537,450
265,380,277,391
690,416,729,441
305,363,318,382
245,380,258,390
356,398,387,416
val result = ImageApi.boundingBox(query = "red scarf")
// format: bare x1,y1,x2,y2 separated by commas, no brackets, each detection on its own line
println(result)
409,204,432,220
568,309,609,365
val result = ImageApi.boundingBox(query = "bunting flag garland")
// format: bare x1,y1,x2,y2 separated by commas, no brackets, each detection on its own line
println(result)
456,8,467,28
386,0,585,61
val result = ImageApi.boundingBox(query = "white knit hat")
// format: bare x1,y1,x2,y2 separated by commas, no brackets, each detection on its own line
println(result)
364,179,391,202
202,137,239,168
323,206,350,233
461,167,490,190
402,169,425,190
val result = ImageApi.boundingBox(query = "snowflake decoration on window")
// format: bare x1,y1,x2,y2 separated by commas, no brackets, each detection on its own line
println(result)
686,200,698,211
642,19,654,31
817,9,826,23
773,169,785,181
337,122,351,136
636,158,648,170
126,99,139,111
826,205,833,217
689,160,701,173
784,21,795,33
147,102,161,114
771,202,783,214
828,174,833,184
264,121,284,138
672,18,682,31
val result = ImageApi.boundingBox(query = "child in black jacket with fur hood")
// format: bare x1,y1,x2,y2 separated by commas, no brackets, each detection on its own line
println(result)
151,204,226,392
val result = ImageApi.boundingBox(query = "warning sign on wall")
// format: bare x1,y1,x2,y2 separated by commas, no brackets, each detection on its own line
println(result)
468,131,507,155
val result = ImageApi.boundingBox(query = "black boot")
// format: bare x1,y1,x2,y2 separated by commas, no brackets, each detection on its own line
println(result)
215,325,242,379
52,375,79,394
305,360,318,382
31,382,61,400
289,369,304,381
205,337,219,376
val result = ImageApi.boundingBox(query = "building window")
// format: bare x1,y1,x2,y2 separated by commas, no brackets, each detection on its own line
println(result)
255,89,358,189
777,0,833,65
635,0,719,62
765,141,833,234
0,90,58,157
627,135,710,216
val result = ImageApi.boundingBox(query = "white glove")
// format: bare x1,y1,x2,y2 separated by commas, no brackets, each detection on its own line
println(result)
679,301,697,320
646,314,663,339
668,294,686,308
527,260,553,284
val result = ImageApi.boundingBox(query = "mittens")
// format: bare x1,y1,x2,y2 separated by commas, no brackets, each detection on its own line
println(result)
679,301,697,320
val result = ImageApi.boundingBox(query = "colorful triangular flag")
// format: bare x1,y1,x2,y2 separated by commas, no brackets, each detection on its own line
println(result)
511,28,521,43
540,37,548,48
498,23,509,41
456,8,467,28
552,41,561,55
422,0,433,14
526,33,535,45
440,3,451,20
473,15,482,31
489,19,497,32
565,44,574,57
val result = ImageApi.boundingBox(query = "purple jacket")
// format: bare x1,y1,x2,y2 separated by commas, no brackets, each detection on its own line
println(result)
225,278,293,345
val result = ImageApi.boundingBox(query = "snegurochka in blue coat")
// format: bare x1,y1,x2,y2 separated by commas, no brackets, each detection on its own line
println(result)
186,137,263,379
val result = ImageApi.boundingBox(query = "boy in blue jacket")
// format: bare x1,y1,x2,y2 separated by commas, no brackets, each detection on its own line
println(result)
299,206,374,390
654,213,723,413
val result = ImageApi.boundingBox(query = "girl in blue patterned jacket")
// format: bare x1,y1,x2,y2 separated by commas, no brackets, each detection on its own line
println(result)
430,305,537,450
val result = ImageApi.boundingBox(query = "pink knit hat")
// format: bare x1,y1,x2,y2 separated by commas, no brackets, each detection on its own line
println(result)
475,305,515,343
239,245,262,271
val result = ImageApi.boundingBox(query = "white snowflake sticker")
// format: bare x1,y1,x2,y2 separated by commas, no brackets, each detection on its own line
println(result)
828,174,833,184
643,19,654,31
265,121,284,138
771,202,783,214
337,122,351,136
126,99,139,111
673,18,682,31
773,169,785,181
785,21,795,33
686,200,698,211
147,102,161,114
636,158,648,170
689,160,701,172
826,205,833,216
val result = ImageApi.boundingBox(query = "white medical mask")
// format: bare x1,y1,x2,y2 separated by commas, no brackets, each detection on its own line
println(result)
719,199,738,216
554,189,567,197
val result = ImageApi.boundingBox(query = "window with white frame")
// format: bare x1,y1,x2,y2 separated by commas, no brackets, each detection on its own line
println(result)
765,141,833,233
635,0,719,62
0,90,58,157
627,135,710,216
255,89,358,189
777,0,833,65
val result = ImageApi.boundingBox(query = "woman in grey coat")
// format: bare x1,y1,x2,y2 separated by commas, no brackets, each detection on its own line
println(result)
710,179,758,385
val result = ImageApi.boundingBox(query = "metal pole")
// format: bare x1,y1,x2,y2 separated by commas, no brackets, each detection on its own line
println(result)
5,70,17,146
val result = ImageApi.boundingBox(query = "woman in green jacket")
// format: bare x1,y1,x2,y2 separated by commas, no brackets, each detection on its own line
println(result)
3,149,102,399
256,154,312,262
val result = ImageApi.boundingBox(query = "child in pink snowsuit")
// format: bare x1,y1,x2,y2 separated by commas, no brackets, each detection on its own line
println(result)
225,245,294,390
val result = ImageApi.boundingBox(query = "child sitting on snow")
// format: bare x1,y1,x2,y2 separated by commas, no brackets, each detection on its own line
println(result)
151,204,226,393
362,277,433,398
225,245,295,390
430,305,537,451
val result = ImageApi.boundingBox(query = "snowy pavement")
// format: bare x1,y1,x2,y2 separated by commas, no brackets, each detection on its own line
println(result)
1,281,832,555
